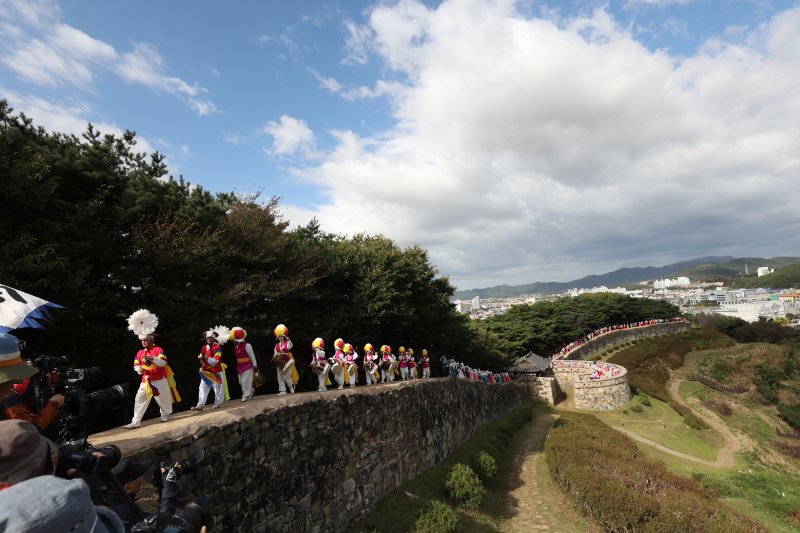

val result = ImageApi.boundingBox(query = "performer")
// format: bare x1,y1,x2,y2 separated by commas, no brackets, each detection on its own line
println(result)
344,343,359,388
311,338,330,392
124,310,180,429
362,343,379,385
191,328,230,411
230,327,258,402
407,348,417,380
273,324,299,395
379,345,394,383
328,339,349,390
420,349,431,378
398,346,408,380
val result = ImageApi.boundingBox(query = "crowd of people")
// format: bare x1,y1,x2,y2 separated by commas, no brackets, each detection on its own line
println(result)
439,356,512,384
550,359,622,380
551,317,687,360
123,309,437,429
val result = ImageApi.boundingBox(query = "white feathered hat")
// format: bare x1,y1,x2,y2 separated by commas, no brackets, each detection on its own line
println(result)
128,309,159,340
204,326,230,345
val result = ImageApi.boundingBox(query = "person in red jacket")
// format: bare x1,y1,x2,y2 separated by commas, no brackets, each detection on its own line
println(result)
191,329,229,411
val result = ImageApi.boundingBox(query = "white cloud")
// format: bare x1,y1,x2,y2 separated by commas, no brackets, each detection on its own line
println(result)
0,4,215,116
342,20,374,65
262,115,317,158
309,68,403,101
283,1,800,288
0,86,156,155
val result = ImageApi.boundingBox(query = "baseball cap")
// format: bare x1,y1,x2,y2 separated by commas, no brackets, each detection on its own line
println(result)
111,459,151,485
0,333,36,384
0,420,59,484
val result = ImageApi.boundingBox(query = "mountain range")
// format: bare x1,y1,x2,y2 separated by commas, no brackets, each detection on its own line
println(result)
453,256,800,300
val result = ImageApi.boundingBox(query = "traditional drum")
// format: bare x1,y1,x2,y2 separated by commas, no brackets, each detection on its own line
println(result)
380,360,392,371
311,359,327,374
272,351,295,372
329,360,343,375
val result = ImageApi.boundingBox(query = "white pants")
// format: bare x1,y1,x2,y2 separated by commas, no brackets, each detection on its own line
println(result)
197,375,224,406
331,364,345,388
365,366,377,385
347,365,357,387
408,366,416,379
132,378,172,424
277,365,294,393
400,366,408,380
238,368,254,399
381,365,392,383
422,366,430,378
316,364,330,391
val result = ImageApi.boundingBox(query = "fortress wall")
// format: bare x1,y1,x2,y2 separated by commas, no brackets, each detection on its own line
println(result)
552,361,631,411
124,379,530,532
565,321,690,360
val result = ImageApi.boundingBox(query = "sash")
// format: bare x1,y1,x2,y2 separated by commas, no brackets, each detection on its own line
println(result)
145,365,181,403
199,364,231,401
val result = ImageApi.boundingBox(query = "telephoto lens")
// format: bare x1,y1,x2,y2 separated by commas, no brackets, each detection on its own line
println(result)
163,496,210,533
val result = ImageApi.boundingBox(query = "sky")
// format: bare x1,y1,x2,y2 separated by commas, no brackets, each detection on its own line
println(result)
1,0,799,290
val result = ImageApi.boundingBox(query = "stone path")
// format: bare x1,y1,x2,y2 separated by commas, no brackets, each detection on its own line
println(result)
501,413,598,533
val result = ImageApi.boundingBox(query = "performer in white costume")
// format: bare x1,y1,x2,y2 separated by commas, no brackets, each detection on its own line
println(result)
344,343,359,387
230,326,258,401
420,349,431,379
362,343,379,385
311,337,330,392
273,324,298,395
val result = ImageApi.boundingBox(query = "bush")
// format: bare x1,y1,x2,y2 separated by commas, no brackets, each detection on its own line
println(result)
670,401,709,430
630,404,644,413
473,451,497,481
754,364,784,404
545,413,766,532
778,404,800,432
640,395,652,407
445,464,485,509
412,500,458,533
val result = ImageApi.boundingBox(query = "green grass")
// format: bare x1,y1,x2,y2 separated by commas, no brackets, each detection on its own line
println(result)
347,403,543,533
594,393,723,461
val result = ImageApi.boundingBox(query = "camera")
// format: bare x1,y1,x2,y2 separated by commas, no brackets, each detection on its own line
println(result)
32,354,70,371
153,459,197,489
56,443,122,477
131,496,210,533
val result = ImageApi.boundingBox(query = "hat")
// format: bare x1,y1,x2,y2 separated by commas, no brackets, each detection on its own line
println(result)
0,475,125,533
127,309,159,340
0,420,59,483
0,333,36,384
111,459,152,485
230,327,247,342
274,324,289,337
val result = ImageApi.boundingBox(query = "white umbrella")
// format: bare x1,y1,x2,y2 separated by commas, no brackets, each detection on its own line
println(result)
0,284,63,333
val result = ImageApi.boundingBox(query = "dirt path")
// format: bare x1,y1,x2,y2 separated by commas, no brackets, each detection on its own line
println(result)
501,413,597,533
666,377,741,468
611,426,723,467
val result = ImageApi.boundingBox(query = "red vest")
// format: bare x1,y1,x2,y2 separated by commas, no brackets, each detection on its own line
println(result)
235,342,254,373
200,343,223,373
135,346,167,382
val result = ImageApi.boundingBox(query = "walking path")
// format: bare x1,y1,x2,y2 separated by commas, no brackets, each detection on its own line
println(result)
501,413,597,533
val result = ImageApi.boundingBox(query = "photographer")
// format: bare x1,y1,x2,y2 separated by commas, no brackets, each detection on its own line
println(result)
2,375,65,431
0,419,125,532
108,460,180,532
0,333,36,404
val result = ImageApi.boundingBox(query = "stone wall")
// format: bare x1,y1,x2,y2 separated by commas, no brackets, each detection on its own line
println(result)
565,321,690,360
518,375,557,405
552,361,631,411
124,379,530,532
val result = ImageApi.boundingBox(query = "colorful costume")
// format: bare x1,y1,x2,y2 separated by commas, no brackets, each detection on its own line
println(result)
344,344,359,387
192,330,230,410
379,345,395,383
273,324,298,395
124,310,180,429
231,327,258,402
407,349,417,380
398,347,409,380
363,344,379,385
311,338,330,392
420,349,431,378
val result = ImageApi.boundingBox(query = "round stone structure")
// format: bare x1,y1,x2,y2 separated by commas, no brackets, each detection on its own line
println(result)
551,360,631,411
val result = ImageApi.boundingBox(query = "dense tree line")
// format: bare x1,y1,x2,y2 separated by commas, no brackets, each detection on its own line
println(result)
472,293,680,357
0,101,506,405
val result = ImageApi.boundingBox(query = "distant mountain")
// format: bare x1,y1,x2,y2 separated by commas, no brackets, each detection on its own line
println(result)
453,256,800,299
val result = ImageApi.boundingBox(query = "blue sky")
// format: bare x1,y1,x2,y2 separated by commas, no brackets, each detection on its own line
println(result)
2,0,799,289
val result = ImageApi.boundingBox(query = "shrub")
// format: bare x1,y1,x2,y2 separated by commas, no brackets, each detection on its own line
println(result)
702,398,733,417
640,395,652,407
473,451,497,481
778,404,800,432
630,404,644,413
670,401,709,430
445,464,485,509
709,360,732,382
545,413,766,532
412,500,458,533
754,364,783,404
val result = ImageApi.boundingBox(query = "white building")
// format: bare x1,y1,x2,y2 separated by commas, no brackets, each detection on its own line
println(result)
757,267,774,277
654,277,690,289
454,300,463,313
471,296,480,310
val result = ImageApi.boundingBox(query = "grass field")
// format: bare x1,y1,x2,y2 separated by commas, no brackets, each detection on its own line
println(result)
594,392,724,461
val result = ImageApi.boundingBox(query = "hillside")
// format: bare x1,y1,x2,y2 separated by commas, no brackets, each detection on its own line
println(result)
454,256,800,299
728,262,800,289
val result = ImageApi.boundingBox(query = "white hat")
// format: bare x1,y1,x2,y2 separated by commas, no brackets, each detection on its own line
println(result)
127,309,158,340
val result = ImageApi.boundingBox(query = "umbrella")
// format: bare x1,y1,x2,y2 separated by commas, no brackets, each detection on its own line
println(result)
0,284,63,333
